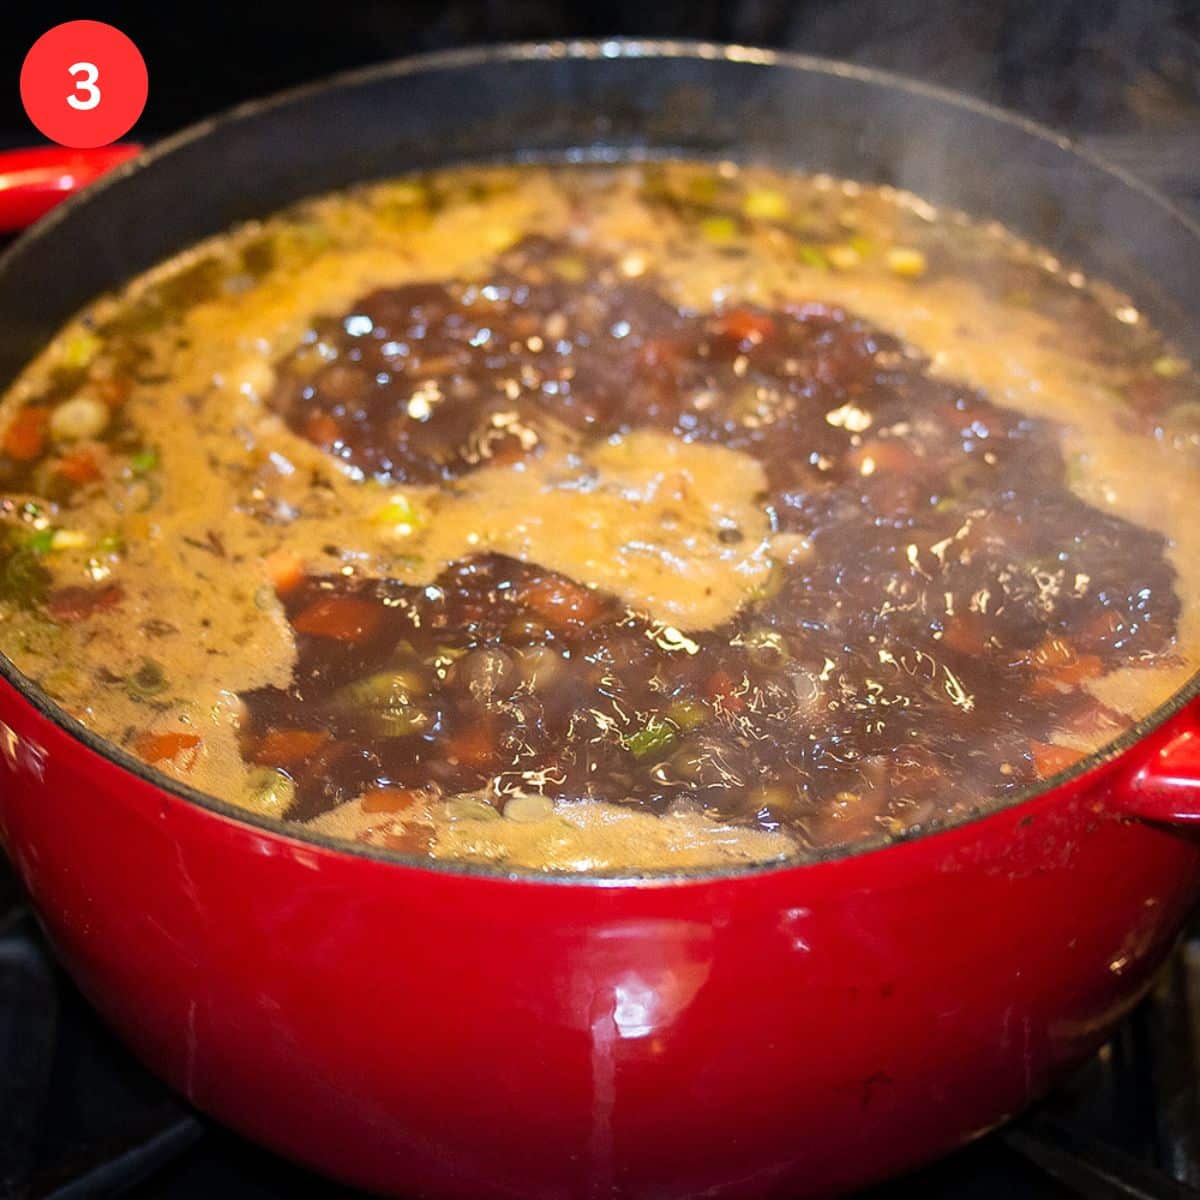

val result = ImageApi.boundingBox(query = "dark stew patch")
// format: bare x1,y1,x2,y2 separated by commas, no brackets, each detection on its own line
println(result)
241,238,1179,850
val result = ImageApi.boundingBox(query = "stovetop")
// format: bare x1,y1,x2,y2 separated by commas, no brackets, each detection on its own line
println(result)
2,2,1199,1196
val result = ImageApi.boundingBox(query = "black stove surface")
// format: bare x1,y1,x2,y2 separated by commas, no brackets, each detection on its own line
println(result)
2,2,1200,1196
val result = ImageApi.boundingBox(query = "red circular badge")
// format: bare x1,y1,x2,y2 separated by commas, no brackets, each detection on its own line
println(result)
20,21,147,149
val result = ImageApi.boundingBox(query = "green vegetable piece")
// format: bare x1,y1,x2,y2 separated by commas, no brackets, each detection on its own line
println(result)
245,766,297,815
334,669,431,737
666,698,707,732
626,718,677,761
61,329,103,371
1,545,50,608
1152,355,1189,379
742,188,789,221
25,528,56,556
130,447,159,474
127,657,167,699
796,244,831,270
700,216,739,245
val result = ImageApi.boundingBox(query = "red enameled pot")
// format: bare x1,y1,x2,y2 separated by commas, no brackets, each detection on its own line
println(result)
1,41,1199,1199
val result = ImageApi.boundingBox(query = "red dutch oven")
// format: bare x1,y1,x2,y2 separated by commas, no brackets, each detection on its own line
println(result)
1,42,1199,1199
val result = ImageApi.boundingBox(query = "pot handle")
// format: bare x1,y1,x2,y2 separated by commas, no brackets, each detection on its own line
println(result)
0,145,142,233
1123,717,1200,825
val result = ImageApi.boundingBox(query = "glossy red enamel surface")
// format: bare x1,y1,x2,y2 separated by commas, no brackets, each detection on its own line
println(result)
0,145,141,232
2,675,1198,1199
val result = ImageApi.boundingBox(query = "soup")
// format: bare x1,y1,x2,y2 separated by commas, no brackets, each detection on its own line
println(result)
1,162,1197,872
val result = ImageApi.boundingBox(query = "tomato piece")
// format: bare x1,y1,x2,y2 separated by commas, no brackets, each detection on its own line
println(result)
45,583,123,622
712,308,777,346
518,573,606,628
4,407,49,461
704,669,746,714
54,448,101,485
292,595,384,644
134,730,202,766
252,728,329,767
361,786,424,814
1029,740,1083,779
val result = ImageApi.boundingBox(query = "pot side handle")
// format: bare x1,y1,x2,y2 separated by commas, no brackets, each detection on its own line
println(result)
1123,722,1200,825
0,145,142,233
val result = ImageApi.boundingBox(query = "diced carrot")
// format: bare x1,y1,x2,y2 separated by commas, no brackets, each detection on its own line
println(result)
4,407,49,461
940,614,988,656
446,722,496,769
1028,637,1076,671
1029,740,1083,779
705,669,746,714
54,449,101,485
252,728,329,767
304,412,340,447
292,595,384,644
134,730,202,766
712,308,777,346
45,583,123,623
518,574,606,628
361,786,424,814
264,548,305,595
1027,637,1105,694
1031,655,1104,695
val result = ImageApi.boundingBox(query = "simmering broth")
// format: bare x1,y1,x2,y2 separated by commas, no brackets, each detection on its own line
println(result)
1,162,1197,871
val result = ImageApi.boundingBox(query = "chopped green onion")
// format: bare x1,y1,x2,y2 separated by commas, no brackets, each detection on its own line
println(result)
61,329,103,371
742,188,789,221
333,669,431,737
126,657,167,699
796,244,831,270
826,244,862,271
886,247,928,278
1153,355,1189,379
626,717,677,760
372,494,425,535
50,529,89,551
700,216,739,245
24,528,56,556
130,447,159,475
244,766,296,815
666,698,707,732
